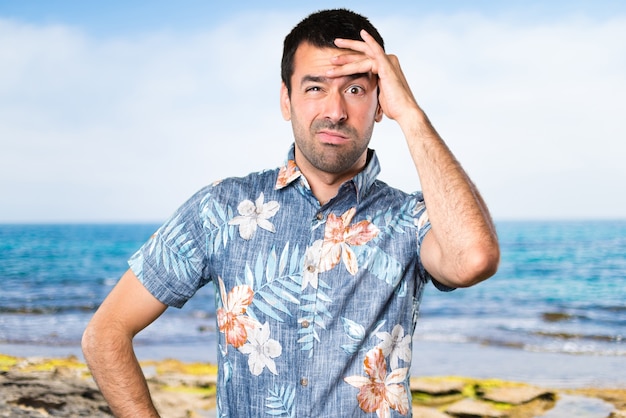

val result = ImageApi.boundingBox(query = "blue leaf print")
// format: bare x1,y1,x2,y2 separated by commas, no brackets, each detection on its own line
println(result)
128,250,144,278
289,246,301,277
254,252,265,285
318,277,331,290
314,297,332,318
245,244,303,323
244,263,254,288
276,278,301,295
354,245,403,289
339,318,387,355
199,195,235,254
300,302,317,313
268,282,299,305
266,247,277,282
297,333,315,344
341,342,360,355
266,384,295,417
257,290,291,316
370,199,417,244
341,317,365,341
297,286,333,354
213,198,227,224
149,214,201,281
252,297,283,322
312,315,327,330
278,242,290,276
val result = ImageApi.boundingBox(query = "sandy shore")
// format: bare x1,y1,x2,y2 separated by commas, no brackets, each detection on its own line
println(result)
1,352,626,418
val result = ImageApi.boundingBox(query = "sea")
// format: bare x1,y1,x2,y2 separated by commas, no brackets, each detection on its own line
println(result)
1,221,625,388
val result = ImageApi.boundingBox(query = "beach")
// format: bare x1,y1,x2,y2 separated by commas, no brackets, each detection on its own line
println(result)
2,339,626,417
1,348,626,418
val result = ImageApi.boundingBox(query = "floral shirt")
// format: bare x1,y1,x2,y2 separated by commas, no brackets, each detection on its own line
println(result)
129,145,446,417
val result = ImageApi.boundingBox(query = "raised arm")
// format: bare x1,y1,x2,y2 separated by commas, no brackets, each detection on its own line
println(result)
331,30,500,288
82,269,167,417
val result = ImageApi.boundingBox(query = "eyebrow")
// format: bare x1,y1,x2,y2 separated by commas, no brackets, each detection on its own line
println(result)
300,73,370,87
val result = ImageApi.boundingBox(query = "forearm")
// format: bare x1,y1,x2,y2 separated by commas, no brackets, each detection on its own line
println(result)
82,324,160,417
400,107,499,286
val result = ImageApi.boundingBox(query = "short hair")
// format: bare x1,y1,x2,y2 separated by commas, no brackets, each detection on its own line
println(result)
281,9,385,95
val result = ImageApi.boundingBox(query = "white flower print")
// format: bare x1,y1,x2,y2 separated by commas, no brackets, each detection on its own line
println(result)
229,192,280,240
238,322,282,376
376,324,411,370
302,239,323,290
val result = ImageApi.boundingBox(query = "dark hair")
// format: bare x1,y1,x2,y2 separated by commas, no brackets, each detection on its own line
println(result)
281,9,385,94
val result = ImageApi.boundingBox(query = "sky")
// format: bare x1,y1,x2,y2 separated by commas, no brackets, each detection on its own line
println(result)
1,0,625,222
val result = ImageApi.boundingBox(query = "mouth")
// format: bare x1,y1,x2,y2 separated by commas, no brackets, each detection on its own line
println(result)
317,130,349,145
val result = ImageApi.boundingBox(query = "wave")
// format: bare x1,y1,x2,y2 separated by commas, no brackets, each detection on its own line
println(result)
531,330,624,343
0,305,98,315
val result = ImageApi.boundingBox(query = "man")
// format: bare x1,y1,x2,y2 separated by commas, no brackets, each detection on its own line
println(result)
83,9,499,417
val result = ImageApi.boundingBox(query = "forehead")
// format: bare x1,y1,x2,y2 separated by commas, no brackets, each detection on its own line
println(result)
292,42,350,76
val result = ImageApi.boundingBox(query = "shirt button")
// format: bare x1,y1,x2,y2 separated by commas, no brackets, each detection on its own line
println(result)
300,377,309,387
316,212,324,221
306,265,316,273
301,320,310,328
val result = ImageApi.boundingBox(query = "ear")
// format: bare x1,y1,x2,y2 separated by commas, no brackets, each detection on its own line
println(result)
374,103,384,123
280,82,291,121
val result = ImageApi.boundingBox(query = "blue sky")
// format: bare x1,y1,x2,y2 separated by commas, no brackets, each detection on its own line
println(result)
1,1,625,222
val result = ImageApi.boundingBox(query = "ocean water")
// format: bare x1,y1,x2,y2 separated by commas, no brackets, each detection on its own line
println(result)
417,221,626,356
1,221,625,385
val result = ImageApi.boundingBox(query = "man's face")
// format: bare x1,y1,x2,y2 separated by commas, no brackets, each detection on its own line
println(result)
280,42,383,177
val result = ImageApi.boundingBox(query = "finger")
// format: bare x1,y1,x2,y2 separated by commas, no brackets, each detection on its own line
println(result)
326,57,374,78
333,37,368,54
359,30,385,54
334,30,383,55
329,52,366,66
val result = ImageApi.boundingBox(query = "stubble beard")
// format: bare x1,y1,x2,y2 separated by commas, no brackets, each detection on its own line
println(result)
293,118,374,175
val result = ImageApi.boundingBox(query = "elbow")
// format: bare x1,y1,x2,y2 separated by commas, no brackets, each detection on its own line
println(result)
81,319,123,365
81,322,99,364
454,242,500,288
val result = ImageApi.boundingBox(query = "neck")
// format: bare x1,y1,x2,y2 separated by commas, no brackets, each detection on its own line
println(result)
294,151,367,206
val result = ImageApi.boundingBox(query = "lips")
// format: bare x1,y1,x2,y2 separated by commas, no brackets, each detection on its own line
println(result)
317,130,349,145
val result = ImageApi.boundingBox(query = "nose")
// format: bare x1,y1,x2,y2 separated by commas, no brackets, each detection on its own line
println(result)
323,90,347,123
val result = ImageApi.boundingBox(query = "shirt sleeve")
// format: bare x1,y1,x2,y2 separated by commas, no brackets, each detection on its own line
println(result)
128,187,212,308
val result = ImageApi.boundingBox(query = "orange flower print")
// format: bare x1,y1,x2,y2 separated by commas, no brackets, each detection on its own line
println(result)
217,277,260,350
275,160,301,189
344,347,410,417
319,208,379,275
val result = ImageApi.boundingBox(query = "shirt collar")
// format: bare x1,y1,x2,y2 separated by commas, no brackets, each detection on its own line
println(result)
275,144,381,199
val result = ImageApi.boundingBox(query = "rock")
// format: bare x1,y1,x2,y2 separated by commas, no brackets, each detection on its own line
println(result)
411,377,466,395
412,405,454,417
610,410,626,418
480,386,555,405
445,398,507,418
0,370,112,417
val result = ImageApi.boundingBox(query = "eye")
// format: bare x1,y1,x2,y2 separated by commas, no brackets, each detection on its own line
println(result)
346,85,365,95
305,86,322,93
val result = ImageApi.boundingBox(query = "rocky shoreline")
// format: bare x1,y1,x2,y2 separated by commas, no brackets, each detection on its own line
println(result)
1,353,625,417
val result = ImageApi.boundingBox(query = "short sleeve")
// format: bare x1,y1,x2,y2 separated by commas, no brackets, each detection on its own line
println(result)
128,187,211,308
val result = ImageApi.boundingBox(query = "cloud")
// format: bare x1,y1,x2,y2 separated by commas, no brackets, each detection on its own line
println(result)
0,15,294,221
375,13,626,219
0,11,624,222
